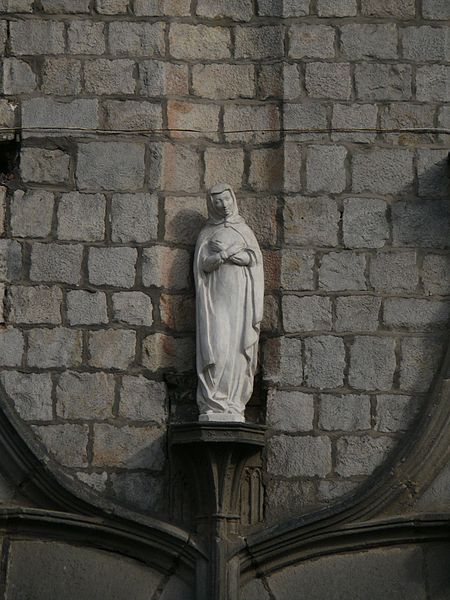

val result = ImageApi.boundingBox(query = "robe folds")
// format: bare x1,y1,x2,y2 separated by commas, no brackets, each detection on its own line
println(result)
194,216,264,419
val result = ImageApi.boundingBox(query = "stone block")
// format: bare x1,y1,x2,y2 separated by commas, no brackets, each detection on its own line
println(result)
284,143,303,192
11,190,54,238
197,0,253,20
400,336,444,393
109,21,164,57
224,104,280,144
352,148,414,194
0,239,22,282
438,106,450,143
235,25,284,59
142,333,194,372
76,472,107,492
380,103,435,145
262,294,280,332
343,198,388,249
167,100,220,141
84,59,135,95
112,292,153,326
249,148,283,192
304,335,345,389
164,196,206,245
318,480,359,503
260,63,301,101
417,148,449,200
267,435,332,477
341,24,398,59
134,0,190,15
68,20,106,54
119,376,166,422
41,57,82,95
258,0,310,16
384,298,450,331
306,145,347,193
375,394,418,433
160,294,195,331
162,144,200,192
306,63,352,100
22,98,99,137
349,336,396,391
57,192,105,242
281,249,315,291
169,24,231,60
2,58,37,94
10,20,65,54
67,290,108,325
335,296,381,333
285,196,339,247
204,147,244,190
336,435,396,476
1,372,52,421
369,251,418,293
28,328,82,368
238,196,278,246
88,247,137,288
332,104,377,143
392,200,449,249
319,252,367,291
41,0,90,12
139,61,189,97
241,580,270,600
142,247,191,290
30,243,83,285
423,0,450,18
284,102,328,142
0,187,4,236
56,371,114,419
355,64,412,101
89,329,136,370
402,26,449,62
265,479,316,522
111,193,158,243
77,142,145,191
416,65,450,102
95,0,128,13
33,424,89,467
192,63,254,100
267,390,314,432
423,255,450,295
0,0,33,11
361,0,415,17
8,285,62,324
92,424,165,469
104,100,162,132
289,24,335,58
111,472,164,513
283,295,332,333
319,394,371,431
21,148,70,185
0,328,23,367
317,0,357,16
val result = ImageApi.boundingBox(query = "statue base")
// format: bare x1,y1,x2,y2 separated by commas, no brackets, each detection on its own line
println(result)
198,412,244,423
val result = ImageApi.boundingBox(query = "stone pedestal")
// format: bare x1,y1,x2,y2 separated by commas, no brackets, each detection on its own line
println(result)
170,422,266,600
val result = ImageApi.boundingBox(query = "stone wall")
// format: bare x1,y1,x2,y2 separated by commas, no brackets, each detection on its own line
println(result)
0,0,448,522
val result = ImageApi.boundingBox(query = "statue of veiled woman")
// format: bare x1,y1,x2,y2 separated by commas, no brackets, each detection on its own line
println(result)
194,183,264,422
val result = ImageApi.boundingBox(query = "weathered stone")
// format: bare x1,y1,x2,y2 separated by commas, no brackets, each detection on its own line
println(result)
317,0,357,16
318,480,359,503
361,0,415,17
402,26,450,62
241,580,270,600
10,20,65,54
265,479,316,522
95,0,128,13
383,102,436,145
76,472,107,492
197,0,253,20
306,63,352,100
238,196,278,246
11,190,54,238
33,424,89,467
111,193,158,243
284,143,303,192
0,240,22,282
355,64,412,101
134,0,190,15
258,63,299,101
235,26,284,59
142,247,191,290
92,424,165,469
341,24,397,59
375,394,418,432
22,98,99,137
167,100,220,142
109,22,164,57
281,249,315,291
30,243,83,285
423,0,450,18
319,252,367,291
89,329,136,369
400,336,444,393
160,294,195,331
370,251,418,293
384,298,450,331
332,104,377,143
284,102,328,142
349,336,396,391
268,435,332,477
8,286,62,324
142,333,194,372
249,148,283,192
119,376,166,423
41,58,82,95
57,192,105,242
2,59,37,94
283,295,332,333
352,148,414,194
262,294,280,332
169,24,231,60
392,200,449,249
56,371,114,419
110,472,164,513
192,64,254,100
343,198,388,249
267,391,314,432
336,435,396,476
28,328,82,368
306,145,347,193
289,24,335,59
67,290,108,325
164,196,206,245
335,296,381,333
88,247,137,288
0,0,33,11
304,336,345,389
319,394,371,431
68,20,106,54
416,65,450,102
112,292,153,326
162,144,200,193
84,59,135,95
258,0,310,16
417,148,449,200
104,100,162,132
139,61,189,97
0,328,24,367
422,255,450,295
0,187,4,236
21,148,70,185
1,372,52,421
224,104,280,144
204,147,244,190
285,196,339,247
41,0,90,12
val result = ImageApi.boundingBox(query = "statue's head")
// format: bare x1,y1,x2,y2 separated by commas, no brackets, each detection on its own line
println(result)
208,183,238,221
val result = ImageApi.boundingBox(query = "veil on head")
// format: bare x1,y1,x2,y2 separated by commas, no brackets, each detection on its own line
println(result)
207,183,240,224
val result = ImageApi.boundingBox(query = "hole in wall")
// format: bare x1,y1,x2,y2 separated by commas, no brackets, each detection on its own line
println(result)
0,138,21,184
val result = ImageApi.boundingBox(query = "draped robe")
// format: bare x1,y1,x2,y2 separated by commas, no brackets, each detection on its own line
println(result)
194,207,264,421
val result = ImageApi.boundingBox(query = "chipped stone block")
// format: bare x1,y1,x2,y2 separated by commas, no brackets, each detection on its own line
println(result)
28,328,82,368
56,371,115,419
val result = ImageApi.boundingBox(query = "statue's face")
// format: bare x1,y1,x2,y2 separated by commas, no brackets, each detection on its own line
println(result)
211,190,233,216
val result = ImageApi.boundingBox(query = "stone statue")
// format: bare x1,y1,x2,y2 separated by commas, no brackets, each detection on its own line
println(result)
194,183,264,422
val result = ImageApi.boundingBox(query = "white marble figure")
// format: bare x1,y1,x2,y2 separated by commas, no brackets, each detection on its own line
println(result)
194,183,264,423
